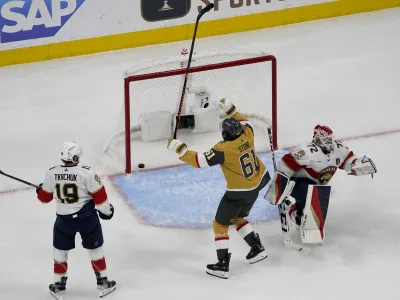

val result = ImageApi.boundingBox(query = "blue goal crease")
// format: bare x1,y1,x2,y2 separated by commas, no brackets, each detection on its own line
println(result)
111,151,288,228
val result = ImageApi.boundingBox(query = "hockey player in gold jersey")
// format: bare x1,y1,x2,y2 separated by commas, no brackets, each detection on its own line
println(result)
167,98,270,279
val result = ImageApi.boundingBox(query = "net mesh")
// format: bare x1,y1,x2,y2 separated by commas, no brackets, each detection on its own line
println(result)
104,50,276,172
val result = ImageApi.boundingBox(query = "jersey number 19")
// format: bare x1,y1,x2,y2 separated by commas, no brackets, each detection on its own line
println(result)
55,183,79,204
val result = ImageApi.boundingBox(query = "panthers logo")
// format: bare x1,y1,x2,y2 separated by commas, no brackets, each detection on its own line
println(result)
318,166,337,185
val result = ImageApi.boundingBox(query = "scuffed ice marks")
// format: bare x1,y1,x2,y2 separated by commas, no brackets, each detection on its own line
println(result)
112,151,287,228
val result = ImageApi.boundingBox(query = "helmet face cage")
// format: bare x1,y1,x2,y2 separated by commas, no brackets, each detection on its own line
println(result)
313,125,334,152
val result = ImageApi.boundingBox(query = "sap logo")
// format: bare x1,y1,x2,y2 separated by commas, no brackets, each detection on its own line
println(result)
0,0,86,43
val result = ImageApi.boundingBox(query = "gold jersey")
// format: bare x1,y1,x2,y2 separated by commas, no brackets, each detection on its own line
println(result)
180,112,267,191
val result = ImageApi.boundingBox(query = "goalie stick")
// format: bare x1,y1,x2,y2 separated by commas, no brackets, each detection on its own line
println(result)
266,128,311,254
0,169,40,189
173,3,214,139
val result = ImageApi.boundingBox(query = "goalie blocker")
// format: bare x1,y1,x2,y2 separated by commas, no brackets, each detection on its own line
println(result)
264,172,295,206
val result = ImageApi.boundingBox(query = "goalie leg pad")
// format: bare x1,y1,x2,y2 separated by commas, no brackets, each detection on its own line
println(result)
264,172,295,205
300,185,331,244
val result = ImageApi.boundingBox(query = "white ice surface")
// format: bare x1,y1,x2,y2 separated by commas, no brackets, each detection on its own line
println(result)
1,7,400,300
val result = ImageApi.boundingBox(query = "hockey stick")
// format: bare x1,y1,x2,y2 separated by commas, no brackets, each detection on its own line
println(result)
173,3,214,139
267,128,277,171
279,202,311,254
266,128,311,253
0,169,40,188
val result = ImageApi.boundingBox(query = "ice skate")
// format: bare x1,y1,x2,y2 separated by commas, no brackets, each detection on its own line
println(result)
246,233,267,264
96,272,116,298
49,276,67,300
206,253,231,279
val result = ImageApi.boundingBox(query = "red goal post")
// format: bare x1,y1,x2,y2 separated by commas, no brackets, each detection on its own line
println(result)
122,51,277,173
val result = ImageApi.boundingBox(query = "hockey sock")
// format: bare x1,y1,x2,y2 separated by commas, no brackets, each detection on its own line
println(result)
88,246,107,278
213,220,230,260
53,248,68,282
215,235,229,260
235,219,256,246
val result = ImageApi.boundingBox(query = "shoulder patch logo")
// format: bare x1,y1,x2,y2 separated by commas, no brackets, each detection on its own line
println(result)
94,174,102,186
293,150,305,160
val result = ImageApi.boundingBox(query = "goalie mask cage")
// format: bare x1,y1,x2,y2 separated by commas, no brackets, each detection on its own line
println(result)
108,50,277,173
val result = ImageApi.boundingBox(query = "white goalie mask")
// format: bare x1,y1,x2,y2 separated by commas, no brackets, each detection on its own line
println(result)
60,141,82,163
313,125,334,153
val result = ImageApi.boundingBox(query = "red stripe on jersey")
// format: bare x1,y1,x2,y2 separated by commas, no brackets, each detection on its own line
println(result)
38,188,53,203
339,151,355,170
282,154,303,172
235,220,249,232
54,260,68,274
303,166,319,180
91,257,107,272
215,236,229,241
195,153,200,168
92,186,108,205
283,153,320,180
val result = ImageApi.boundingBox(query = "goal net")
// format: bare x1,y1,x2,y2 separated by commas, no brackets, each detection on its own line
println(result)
103,50,277,173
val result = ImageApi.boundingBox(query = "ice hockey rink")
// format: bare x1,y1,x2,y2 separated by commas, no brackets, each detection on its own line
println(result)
1,7,400,300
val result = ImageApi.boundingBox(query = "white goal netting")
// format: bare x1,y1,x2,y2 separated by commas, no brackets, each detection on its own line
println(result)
103,50,277,173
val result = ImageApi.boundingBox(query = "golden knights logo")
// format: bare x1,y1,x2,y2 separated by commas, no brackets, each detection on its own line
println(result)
318,166,337,185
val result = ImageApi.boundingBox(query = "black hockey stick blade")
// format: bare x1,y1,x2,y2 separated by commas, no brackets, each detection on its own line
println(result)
0,169,40,188
199,3,214,17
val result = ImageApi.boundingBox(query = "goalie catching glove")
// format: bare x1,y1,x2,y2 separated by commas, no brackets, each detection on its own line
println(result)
349,155,377,177
167,138,188,157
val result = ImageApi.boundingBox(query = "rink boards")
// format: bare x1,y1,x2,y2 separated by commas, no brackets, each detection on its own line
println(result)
0,0,399,67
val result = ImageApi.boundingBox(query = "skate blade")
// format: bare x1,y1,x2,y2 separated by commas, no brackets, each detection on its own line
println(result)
98,285,116,298
206,269,228,279
248,250,268,264
49,290,64,300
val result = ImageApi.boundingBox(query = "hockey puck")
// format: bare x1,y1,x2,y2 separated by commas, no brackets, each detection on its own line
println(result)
138,163,145,169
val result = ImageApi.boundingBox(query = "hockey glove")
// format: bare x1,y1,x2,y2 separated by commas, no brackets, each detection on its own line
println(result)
98,204,114,220
36,183,43,195
349,155,377,178
218,98,236,116
167,138,188,157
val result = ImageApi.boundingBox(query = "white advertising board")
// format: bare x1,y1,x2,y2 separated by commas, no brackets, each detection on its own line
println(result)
0,0,336,51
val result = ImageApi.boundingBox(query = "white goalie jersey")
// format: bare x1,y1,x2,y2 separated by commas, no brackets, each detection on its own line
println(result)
37,165,111,216
278,141,358,185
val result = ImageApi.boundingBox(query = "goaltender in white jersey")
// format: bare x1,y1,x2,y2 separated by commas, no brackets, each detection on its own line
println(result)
265,125,377,247
278,137,357,185
40,164,111,216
